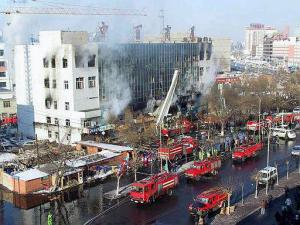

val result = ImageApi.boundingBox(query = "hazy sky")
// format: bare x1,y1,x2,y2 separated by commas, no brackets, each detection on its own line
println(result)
0,0,299,44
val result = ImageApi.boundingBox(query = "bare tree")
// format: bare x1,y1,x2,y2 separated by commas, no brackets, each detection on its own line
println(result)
220,176,236,214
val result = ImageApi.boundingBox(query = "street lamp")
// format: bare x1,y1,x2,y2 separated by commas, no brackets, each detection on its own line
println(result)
260,126,271,167
258,96,261,142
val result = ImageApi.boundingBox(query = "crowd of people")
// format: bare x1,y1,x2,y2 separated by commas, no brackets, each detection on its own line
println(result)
270,186,300,225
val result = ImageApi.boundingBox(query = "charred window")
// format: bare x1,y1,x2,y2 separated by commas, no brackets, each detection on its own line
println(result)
200,43,205,60
206,43,212,60
48,130,52,138
51,57,56,68
65,119,70,126
88,55,96,67
52,79,56,88
62,58,68,68
75,54,84,68
65,102,70,110
54,101,57,109
46,116,51,124
45,98,51,109
44,78,50,88
43,58,49,68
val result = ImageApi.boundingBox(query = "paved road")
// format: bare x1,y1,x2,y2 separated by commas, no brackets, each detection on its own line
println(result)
90,138,299,225
0,135,298,225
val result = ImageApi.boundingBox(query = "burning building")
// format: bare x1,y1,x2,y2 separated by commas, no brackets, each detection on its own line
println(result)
15,30,216,144
98,37,213,110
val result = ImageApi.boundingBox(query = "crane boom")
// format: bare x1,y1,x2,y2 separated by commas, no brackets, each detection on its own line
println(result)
155,69,179,126
0,7,147,16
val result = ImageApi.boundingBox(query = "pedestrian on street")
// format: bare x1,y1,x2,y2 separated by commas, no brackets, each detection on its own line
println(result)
285,185,289,197
261,199,267,215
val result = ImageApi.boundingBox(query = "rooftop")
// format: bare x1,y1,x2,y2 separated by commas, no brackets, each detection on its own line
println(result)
77,140,133,153
14,168,49,181
66,150,120,168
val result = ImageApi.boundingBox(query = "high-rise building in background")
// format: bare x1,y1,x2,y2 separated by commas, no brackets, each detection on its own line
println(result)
245,23,277,57
261,36,300,67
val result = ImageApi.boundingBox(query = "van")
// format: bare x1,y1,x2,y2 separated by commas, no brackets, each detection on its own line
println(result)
258,166,278,184
271,127,296,140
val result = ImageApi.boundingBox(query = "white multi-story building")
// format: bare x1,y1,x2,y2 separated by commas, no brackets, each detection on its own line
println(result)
245,23,277,57
0,40,11,90
15,31,101,144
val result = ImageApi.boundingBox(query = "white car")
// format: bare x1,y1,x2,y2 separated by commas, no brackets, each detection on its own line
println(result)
293,107,300,114
271,127,296,140
258,166,278,184
291,145,300,156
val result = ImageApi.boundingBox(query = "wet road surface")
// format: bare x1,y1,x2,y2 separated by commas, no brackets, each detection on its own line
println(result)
91,138,299,225
0,135,299,225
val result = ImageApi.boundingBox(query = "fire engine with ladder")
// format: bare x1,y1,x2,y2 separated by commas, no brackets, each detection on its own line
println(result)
158,136,199,161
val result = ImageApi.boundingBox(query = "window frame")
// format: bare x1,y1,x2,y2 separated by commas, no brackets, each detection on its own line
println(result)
3,100,10,108
76,77,84,89
88,76,96,88
64,80,69,89
65,102,70,110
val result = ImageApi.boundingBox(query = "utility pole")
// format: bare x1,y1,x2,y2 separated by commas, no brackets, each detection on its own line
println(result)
267,130,270,167
35,134,39,168
258,96,261,142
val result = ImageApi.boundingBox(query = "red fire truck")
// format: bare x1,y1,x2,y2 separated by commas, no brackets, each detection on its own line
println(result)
0,116,17,126
188,188,228,217
184,157,221,181
161,119,193,137
158,136,198,161
232,142,263,162
130,172,179,204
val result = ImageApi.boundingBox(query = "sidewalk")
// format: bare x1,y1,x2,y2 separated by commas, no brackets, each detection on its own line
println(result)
237,187,300,225
211,170,300,225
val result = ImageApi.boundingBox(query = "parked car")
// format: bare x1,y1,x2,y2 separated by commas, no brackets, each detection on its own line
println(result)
291,145,300,156
271,127,296,140
258,166,278,185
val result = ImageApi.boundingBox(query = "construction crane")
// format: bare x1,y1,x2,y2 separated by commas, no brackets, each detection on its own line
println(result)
0,6,147,16
134,24,142,41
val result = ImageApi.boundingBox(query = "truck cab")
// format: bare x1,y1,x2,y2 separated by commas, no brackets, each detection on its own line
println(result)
130,172,179,204
130,181,156,203
188,188,228,217
232,142,263,162
185,157,221,181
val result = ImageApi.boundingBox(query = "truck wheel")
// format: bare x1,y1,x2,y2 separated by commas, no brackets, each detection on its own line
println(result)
195,176,200,181
212,170,218,175
167,189,173,196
